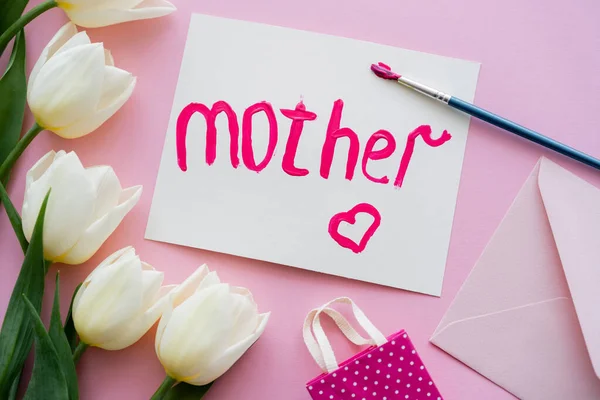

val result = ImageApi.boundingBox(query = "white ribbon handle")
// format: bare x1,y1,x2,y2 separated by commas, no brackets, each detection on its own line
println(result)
303,297,387,373
303,307,374,372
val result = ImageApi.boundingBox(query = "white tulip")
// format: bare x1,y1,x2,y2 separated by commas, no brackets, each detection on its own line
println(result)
155,266,270,385
27,22,136,139
22,150,142,264
73,247,173,350
58,0,176,29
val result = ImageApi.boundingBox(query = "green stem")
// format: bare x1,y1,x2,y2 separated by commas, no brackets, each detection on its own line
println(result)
150,376,178,400
0,0,58,53
72,342,89,364
0,123,44,183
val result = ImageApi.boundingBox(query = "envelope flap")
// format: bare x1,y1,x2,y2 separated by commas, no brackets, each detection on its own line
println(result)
538,158,600,379
432,160,571,338
431,298,600,399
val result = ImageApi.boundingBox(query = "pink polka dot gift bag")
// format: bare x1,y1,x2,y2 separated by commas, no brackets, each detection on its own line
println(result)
304,298,443,400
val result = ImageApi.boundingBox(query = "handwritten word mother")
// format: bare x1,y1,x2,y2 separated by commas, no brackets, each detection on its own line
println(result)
176,99,451,188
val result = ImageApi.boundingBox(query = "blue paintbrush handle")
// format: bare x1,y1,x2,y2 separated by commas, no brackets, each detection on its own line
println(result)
383,71,600,170
448,97,600,170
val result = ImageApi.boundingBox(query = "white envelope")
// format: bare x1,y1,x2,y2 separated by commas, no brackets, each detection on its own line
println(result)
431,158,600,399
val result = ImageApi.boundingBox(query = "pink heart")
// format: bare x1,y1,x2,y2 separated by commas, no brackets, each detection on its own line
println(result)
328,203,381,254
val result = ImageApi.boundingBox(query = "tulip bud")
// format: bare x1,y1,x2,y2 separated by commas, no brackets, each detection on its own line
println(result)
27,23,136,139
22,150,142,264
73,247,173,350
58,0,176,29
155,266,270,385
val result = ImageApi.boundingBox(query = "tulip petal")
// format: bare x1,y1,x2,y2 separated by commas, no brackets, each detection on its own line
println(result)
98,310,158,350
185,313,271,385
148,284,176,312
74,247,171,350
141,267,164,310
73,246,135,312
159,285,236,380
196,271,221,292
227,292,259,345
22,150,59,240
99,281,172,350
85,165,122,221
75,252,142,322
230,286,257,305
82,246,136,286
93,316,147,350
157,284,177,298
28,23,77,96
98,66,135,110
104,49,114,66
28,44,105,130
51,31,92,58
54,69,136,139
75,255,144,346
23,152,96,260
25,150,58,186
59,185,142,264
64,0,176,28
170,265,209,307
155,292,174,356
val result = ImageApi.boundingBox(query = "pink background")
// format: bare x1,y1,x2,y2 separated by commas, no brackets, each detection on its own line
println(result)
1,0,599,399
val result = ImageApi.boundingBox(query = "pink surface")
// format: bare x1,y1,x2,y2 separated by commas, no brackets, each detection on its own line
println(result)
307,331,443,400
1,0,599,399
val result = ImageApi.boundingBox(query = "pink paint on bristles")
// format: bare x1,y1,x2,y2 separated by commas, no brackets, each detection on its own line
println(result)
370,62,401,80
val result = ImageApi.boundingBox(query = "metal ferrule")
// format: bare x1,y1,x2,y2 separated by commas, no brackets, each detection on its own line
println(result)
397,76,451,104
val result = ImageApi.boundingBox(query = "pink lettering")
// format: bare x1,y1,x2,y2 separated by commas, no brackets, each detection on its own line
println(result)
280,101,317,177
361,130,396,184
320,100,360,181
394,125,452,188
176,101,239,172
177,99,452,189
242,102,279,172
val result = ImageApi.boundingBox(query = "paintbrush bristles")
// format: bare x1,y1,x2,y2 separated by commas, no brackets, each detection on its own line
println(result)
370,62,402,80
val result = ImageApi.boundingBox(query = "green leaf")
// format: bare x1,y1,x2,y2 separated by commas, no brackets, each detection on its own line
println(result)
7,372,21,400
163,382,214,400
64,283,82,353
21,295,69,400
0,180,27,252
0,191,49,397
0,30,27,184
0,0,29,54
49,274,79,400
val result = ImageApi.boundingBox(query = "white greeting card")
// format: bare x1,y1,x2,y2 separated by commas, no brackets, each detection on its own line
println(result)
146,14,480,295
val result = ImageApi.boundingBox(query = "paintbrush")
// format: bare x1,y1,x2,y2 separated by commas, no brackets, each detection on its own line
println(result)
370,62,600,170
